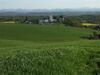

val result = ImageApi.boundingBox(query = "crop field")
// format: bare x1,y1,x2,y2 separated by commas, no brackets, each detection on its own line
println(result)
0,21,15,24
0,23,100,75
82,23,97,26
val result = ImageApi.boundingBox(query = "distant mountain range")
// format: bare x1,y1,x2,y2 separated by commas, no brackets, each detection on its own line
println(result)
1,8,100,12
0,8,100,16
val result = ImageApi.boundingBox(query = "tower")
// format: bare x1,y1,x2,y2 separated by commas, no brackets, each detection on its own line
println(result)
49,15,54,22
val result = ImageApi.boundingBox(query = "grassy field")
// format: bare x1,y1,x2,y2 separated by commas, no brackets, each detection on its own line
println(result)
0,23,100,75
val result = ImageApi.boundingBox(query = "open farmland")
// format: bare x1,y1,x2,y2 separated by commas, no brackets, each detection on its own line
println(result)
0,24,100,75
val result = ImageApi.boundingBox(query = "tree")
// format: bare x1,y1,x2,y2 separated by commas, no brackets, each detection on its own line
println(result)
63,17,81,27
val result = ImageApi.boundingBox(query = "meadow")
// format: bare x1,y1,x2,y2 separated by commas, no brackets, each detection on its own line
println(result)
0,23,100,75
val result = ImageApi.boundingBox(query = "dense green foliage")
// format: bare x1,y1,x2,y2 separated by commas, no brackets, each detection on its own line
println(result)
80,15,100,24
0,24,100,75
64,17,81,27
1,15,100,27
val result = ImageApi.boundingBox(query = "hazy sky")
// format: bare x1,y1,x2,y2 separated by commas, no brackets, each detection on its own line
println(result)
0,0,100,9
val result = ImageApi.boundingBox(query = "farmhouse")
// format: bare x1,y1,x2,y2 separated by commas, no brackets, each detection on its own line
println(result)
39,19,49,23
39,15,64,24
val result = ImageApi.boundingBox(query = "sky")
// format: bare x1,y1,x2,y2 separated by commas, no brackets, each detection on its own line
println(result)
0,0,100,9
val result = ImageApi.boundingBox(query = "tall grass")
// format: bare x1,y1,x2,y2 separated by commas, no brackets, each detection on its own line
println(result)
0,47,90,75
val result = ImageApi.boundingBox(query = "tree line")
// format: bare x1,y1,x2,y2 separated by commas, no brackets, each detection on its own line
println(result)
0,15,100,27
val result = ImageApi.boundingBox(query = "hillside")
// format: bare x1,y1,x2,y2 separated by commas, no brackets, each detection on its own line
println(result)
0,24,100,75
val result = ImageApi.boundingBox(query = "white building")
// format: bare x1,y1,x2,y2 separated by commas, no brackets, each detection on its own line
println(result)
39,15,64,24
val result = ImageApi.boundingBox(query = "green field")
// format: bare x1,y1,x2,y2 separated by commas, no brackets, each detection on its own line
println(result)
0,23,100,75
